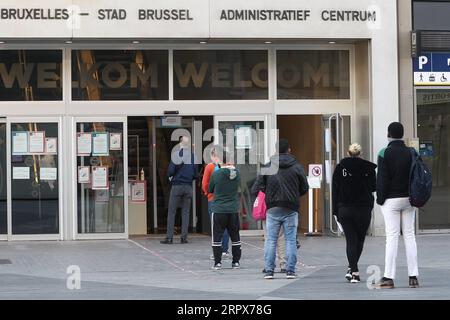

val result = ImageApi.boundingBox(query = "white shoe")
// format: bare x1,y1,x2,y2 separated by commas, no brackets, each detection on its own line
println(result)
212,263,222,270
222,252,231,260
210,254,215,260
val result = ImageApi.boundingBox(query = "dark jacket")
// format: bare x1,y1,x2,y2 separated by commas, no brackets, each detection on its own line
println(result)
251,153,309,212
376,140,412,205
208,165,241,214
167,147,198,185
332,157,377,215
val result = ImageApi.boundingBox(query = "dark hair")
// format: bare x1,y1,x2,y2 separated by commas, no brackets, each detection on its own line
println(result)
276,138,290,154
387,122,404,139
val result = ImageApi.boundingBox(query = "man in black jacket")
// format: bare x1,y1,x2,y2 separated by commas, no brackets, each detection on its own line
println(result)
252,139,309,279
375,122,419,289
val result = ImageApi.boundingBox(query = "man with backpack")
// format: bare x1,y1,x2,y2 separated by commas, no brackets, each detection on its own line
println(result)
252,139,309,280
375,122,420,289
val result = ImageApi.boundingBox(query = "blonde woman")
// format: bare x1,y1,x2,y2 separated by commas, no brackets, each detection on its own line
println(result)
332,143,377,283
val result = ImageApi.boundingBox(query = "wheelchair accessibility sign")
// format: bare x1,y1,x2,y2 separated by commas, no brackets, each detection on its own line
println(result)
414,53,450,86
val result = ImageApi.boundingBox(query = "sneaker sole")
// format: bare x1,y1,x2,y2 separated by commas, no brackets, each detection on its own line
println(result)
286,276,297,279
264,276,274,279
409,285,419,288
376,285,394,289
350,280,360,283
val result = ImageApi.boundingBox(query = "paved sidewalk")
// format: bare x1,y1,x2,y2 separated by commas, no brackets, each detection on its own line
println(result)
0,234,449,300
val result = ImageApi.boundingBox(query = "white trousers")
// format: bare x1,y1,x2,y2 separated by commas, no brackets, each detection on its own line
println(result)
381,197,419,279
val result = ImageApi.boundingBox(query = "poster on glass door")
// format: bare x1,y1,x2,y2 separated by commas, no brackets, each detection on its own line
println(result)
29,131,45,154
77,133,92,156
12,131,29,155
92,132,109,156
91,166,109,190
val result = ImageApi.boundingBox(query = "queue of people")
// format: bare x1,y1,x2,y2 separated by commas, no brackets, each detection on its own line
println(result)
164,122,427,288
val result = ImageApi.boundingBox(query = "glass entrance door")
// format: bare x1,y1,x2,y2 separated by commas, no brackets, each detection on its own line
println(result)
74,117,128,239
322,113,351,236
215,116,266,235
153,116,197,234
7,117,62,240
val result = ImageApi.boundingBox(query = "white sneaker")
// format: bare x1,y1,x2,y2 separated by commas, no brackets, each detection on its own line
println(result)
222,252,231,260
345,268,352,281
212,262,222,270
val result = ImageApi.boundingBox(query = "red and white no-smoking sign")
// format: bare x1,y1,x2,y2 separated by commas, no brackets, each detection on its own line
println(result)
308,164,323,180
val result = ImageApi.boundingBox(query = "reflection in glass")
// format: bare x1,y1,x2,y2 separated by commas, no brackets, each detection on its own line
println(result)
277,50,350,99
0,50,62,101
417,90,450,230
11,123,59,234
0,123,6,234
72,50,168,101
174,50,268,100
218,121,264,231
77,122,125,234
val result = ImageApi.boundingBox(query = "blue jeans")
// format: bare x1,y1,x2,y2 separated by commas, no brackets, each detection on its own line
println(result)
208,201,229,253
264,210,298,273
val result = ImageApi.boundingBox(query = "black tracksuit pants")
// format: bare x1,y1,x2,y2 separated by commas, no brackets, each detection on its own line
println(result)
212,212,241,264
338,207,372,273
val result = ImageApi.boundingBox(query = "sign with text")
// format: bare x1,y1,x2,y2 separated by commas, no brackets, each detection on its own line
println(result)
0,0,392,39
413,53,450,86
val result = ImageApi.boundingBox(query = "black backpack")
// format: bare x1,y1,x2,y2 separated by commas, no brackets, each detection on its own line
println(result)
409,148,432,208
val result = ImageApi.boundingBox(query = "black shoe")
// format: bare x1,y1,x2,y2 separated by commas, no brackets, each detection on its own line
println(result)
264,271,274,279
280,268,287,273
160,238,173,244
376,277,395,289
409,276,419,288
212,262,222,270
231,262,240,269
286,271,298,279
350,273,361,283
262,269,267,274
345,268,352,281
180,238,188,244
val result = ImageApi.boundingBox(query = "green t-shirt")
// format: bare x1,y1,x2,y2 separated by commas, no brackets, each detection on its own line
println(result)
208,166,241,214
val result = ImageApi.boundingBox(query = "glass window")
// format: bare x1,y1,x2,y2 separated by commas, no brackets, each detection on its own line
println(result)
0,122,6,234
217,120,265,231
72,50,168,100
0,50,62,101
11,122,59,234
417,89,450,230
277,50,350,99
77,122,125,234
174,50,268,100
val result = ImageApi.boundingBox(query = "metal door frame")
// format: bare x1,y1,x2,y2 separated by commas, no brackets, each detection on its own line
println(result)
152,116,198,234
214,115,269,237
323,113,345,236
0,118,6,241
6,116,63,241
72,116,128,240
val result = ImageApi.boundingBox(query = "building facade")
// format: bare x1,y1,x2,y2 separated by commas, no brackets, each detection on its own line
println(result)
406,0,450,233
0,0,400,240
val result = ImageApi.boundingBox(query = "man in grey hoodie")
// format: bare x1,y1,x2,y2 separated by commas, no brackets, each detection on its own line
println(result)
252,139,309,279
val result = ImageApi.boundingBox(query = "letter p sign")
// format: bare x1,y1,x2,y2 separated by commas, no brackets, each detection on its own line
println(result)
419,56,428,70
